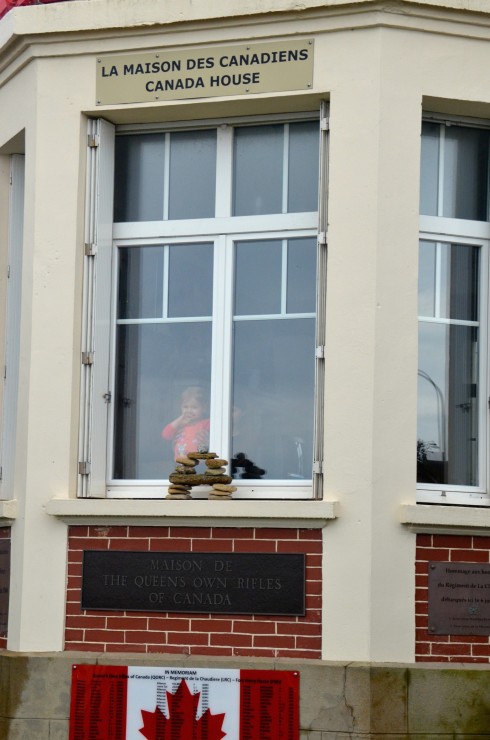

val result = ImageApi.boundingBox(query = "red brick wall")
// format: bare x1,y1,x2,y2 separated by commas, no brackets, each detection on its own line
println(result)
0,527,10,649
66,526,322,658
416,533,490,662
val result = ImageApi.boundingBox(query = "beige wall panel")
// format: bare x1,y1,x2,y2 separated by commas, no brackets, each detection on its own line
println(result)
2,57,88,650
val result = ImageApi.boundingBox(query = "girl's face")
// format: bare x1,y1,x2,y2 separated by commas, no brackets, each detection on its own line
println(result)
181,398,204,423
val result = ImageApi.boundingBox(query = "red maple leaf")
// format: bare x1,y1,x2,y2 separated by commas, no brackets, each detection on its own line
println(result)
139,679,226,739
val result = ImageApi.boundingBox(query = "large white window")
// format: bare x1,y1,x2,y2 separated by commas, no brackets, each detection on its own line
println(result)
418,117,490,505
80,112,327,499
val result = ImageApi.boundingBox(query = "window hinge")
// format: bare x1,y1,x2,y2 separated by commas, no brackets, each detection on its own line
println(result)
103,391,112,403
88,134,100,148
313,460,323,475
3,366,6,380
320,117,329,132
7,265,10,279
315,345,325,359
318,231,327,247
78,461,91,475
81,352,94,366
84,242,97,257
0,467,3,481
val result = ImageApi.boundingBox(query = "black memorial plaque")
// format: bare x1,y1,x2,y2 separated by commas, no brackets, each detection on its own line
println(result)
429,561,490,635
0,539,10,636
82,551,305,615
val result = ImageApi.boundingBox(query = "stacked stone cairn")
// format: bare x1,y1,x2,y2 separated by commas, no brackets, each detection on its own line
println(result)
167,451,237,500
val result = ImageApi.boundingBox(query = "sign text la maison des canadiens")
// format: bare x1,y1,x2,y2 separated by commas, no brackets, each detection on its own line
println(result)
96,39,314,105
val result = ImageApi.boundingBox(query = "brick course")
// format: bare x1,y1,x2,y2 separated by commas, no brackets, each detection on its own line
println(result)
65,525,322,658
416,533,490,663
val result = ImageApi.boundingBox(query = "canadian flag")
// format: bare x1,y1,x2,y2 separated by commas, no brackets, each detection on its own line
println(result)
69,665,299,740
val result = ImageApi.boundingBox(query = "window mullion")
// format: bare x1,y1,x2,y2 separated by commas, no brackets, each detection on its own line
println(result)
106,245,120,484
437,125,445,217
281,239,288,314
480,243,489,491
209,234,232,459
163,133,170,221
162,245,169,318
215,125,233,218
435,241,442,319
282,124,289,214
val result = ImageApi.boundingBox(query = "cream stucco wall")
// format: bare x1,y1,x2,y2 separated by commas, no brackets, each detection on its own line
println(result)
1,0,490,660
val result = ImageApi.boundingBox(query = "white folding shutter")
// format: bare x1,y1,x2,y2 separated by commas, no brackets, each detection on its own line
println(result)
0,155,24,501
78,119,115,497
313,100,329,499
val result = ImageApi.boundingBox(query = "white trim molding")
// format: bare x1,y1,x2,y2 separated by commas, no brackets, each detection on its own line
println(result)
0,499,16,520
400,503,490,535
46,497,338,528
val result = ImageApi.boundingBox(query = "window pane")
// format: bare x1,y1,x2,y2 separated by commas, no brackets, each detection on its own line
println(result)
418,241,479,321
113,323,211,479
287,238,316,313
231,318,315,480
420,122,439,216
168,243,213,318
234,240,282,316
418,241,436,318
439,243,479,321
417,323,479,487
118,247,164,320
233,125,283,215
443,126,489,221
168,130,216,219
288,121,319,212
114,135,164,222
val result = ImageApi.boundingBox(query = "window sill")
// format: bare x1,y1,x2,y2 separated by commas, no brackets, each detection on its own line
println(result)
400,503,490,535
0,499,17,522
45,497,338,528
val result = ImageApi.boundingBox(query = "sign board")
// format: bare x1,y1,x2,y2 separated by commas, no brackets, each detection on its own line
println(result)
0,539,10,636
428,561,490,635
82,551,305,615
69,664,299,739
96,39,314,105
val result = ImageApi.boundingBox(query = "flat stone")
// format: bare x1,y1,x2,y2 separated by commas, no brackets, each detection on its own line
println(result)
206,458,228,468
174,465,196,474
188,451,218,460
165,493,191,500
169,473,205,485
175,456,198,466
206,474,233,485
213,484,237,493
205,468,226,476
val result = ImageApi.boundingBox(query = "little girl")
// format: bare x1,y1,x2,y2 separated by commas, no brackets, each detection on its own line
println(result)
162,386,210,460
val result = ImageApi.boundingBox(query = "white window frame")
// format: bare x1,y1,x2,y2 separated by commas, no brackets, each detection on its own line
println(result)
417,113,490,506
79,109,328,500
